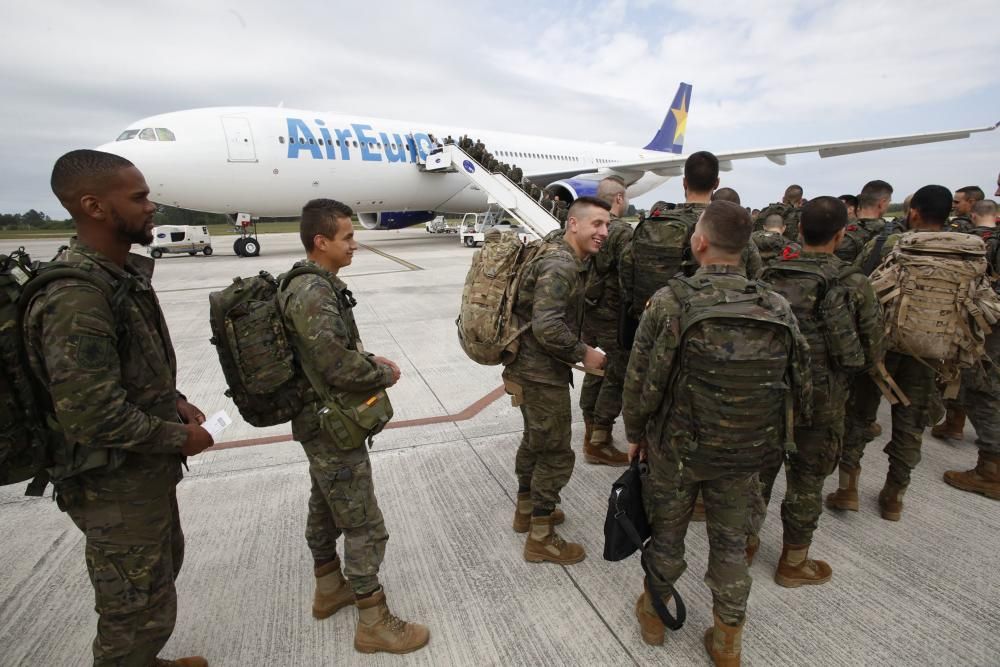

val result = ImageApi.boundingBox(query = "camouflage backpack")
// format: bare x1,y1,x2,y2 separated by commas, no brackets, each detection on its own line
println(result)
456,231,556,365
752,230,798,266
208,265,325,426
625,207,698,317
659,275,802,472
755,203,801,241
869,232,1000,397
0,248,129,494
760,259,866,375
835,217,885,263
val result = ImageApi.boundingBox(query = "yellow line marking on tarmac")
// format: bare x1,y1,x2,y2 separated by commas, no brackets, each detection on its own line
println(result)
358,243,423,271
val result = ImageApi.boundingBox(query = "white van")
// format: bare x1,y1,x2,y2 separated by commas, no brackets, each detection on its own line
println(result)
148,225,213,259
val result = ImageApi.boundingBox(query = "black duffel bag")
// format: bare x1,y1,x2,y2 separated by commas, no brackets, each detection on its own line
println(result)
604,458,686,630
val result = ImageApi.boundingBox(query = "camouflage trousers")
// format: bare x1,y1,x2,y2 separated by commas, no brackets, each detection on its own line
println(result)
752,420,843,546
643,443,760,626
303,444,388,596
63,485,182,667
579,318,627,427
506,376,574,513
841,352,937,486
958,331,1000,455
840,372,882,471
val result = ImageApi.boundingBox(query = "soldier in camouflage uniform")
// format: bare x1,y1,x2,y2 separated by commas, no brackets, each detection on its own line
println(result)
834,180,893,262
749,197,885,587
943,199,1000,499
24,150,214,667
579,178,633,466
279,199,428,654
839,194,859,222
751,213,800,267
624,201,811,664
505,197,610,564
829,185,954,521
945,185,984,233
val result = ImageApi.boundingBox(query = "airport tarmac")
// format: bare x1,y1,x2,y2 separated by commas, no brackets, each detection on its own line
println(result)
2,229,998,666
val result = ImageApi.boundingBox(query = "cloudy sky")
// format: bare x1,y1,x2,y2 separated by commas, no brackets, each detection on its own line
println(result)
2,0,997,216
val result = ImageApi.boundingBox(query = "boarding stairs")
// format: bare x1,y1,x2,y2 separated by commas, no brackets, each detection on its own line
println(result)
423,144,561,240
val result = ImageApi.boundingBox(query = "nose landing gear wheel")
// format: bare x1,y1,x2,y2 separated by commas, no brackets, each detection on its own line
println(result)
243,238,260,257
234,238,247,256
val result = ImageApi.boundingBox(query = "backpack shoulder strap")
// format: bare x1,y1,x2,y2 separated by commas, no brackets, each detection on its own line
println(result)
862,220,899,276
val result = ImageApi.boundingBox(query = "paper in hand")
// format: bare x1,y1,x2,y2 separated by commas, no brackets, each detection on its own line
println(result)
202,410,233,439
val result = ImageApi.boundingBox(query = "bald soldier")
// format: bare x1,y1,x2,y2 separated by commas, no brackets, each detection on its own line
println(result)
25,150,214,667
580,177,634,465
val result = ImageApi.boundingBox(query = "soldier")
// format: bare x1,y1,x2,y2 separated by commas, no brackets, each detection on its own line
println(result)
830,185,954,521
835,180,892,262
839,194,859,221
579,177,633,466
947,186,985,233
943,199,1000,499
750,197,885,586
751,213,800,267
625,201,811,664
24,150,214,667
711,187,741,205
278,199,429,654
780,184,804,242
510,164,523,184
504,197,609,564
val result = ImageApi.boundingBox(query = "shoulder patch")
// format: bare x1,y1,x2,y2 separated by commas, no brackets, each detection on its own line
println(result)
73,334,113,370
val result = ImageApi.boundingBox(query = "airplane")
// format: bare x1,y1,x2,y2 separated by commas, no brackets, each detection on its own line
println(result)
97,83,998,231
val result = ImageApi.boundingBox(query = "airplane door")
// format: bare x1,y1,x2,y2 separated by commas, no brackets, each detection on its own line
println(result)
221,116,257,162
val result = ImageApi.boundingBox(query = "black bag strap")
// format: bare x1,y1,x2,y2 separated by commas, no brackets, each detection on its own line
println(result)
862,220,899,276
616,460,687,630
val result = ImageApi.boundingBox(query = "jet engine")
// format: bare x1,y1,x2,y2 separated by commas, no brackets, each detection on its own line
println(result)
544,178,600,205
357,210,437,230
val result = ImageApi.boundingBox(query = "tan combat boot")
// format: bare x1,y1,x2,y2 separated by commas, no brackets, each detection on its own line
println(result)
523,514,586,564
312,560,354,619
825,466,860,511
774,544,832,588
583,418,593,449
691,493,707,522
944,451,1000,500
931,407,966,441
745,535,759,566
878,482,907,521
154,658,208,667
354,589,430,654
634,579,666,646
584,426,629,466
703,612,743,667
512,492,565,533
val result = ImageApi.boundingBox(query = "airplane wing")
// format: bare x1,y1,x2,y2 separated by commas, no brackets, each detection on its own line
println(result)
604,122,1000,177
525,122,999,186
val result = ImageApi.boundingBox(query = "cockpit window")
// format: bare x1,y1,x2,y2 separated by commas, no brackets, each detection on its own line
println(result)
139,128,157,141
116,129,140,141
155,128,176,141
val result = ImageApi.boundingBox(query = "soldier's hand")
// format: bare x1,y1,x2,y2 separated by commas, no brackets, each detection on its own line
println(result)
628,441,647,463
373,356,401,386
583,346,607,371
177,398,206,425
181,424,214,457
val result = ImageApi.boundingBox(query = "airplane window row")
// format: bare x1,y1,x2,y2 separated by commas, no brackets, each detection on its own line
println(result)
116,128,176,142
278,137,420,152
496,150,578,162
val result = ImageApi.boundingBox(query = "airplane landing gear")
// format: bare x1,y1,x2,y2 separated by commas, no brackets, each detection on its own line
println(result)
232,213,262,257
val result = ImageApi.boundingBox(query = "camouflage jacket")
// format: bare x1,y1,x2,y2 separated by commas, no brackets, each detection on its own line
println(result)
622,264,811,447
969,226,1000,288
278,261,394,443
24,239,187,497
505,236,589,386
855,231,905,271
584,217,633,322
835,217,885,263
946,215,975,234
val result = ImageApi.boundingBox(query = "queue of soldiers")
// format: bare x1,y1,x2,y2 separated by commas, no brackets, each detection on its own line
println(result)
12,145,999,667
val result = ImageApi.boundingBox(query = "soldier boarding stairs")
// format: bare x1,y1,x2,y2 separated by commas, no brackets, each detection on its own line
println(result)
423,144,562,242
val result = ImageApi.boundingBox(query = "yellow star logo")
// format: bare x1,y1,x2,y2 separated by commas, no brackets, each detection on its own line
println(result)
671,91,688,145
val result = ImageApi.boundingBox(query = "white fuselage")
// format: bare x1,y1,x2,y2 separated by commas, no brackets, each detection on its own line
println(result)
97,107,671,218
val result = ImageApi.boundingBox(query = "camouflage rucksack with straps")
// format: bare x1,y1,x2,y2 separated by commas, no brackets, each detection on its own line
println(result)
752,230,799,266
869,231,1000,397
1,247,130,494
456,231,558,365
659,275,805,472
760,259,866,374
209,265,326,426
755,203,801,241
835,217,885,263
625,206,699,317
